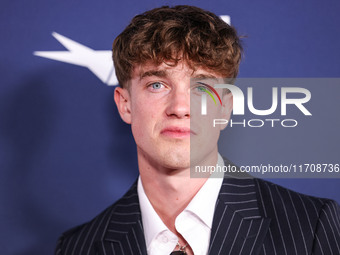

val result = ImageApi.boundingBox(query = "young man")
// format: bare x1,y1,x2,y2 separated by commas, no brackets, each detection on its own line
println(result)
56,5,340,255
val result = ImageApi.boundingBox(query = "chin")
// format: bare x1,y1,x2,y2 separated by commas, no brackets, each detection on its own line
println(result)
160,150,190,170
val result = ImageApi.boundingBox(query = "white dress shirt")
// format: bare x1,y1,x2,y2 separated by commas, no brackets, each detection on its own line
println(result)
137,154,224,255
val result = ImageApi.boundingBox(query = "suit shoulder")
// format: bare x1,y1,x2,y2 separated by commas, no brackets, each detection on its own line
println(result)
254,178,338,222
254,178,340,253
255,178,334,209
55,182,139,254
55,202,118,255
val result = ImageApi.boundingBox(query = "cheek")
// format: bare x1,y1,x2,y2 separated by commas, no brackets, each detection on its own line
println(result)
130,93,166,133
131,123,145,145
130,104,156,138
198,107,225,136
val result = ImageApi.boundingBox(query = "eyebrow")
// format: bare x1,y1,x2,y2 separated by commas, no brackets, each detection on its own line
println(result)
192,74,219,79
140,70,168,80
139,69,220,81
191,74,220,84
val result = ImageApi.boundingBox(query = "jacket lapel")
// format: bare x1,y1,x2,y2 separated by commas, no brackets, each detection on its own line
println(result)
95,182,148,255
208,177,271,255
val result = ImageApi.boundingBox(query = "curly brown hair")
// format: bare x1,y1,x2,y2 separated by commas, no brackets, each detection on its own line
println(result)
112,5,242,88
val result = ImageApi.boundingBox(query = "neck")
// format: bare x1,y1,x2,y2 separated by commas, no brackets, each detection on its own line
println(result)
138,149,218,233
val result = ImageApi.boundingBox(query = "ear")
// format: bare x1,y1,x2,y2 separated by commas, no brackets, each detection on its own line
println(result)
219,92,233,130
114,87,131,124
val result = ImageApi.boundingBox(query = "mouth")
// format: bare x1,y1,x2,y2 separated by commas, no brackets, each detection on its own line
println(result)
160,126,195,139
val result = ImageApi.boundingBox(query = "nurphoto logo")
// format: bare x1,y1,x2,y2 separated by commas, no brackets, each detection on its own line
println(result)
198,82,312,128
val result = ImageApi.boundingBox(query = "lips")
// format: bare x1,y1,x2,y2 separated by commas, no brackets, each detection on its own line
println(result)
160,126,195,138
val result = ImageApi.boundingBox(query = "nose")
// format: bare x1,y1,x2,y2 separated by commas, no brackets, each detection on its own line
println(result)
165,87,190,119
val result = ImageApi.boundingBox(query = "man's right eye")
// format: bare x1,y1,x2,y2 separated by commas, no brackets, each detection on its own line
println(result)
147,82,165,92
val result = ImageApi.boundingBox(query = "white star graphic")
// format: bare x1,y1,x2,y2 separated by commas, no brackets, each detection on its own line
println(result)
34,32,117,86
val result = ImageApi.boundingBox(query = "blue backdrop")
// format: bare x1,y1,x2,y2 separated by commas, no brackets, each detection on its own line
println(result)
1,0,339,254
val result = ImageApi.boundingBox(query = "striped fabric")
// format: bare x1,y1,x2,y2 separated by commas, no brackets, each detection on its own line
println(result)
56,172,340,254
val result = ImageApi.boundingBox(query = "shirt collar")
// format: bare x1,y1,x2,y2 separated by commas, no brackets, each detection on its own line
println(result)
138,176,168,251
184,153,224,229
137,153,224,249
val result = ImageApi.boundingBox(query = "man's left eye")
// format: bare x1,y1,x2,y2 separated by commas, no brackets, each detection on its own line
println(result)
196,85,208,93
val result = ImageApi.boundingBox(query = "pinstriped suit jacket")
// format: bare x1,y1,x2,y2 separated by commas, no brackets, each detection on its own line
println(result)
56,176,340,254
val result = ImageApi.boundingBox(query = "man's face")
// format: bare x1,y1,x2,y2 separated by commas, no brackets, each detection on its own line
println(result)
114,61,232,172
